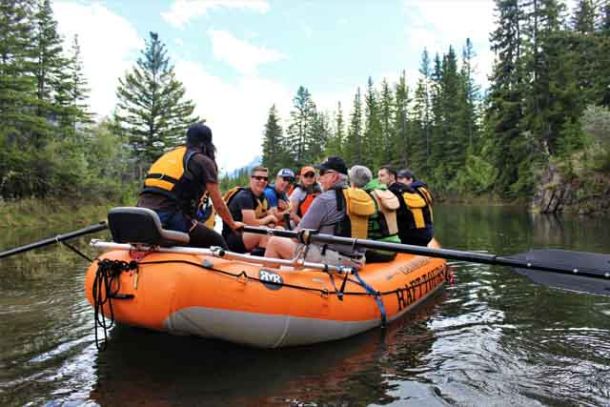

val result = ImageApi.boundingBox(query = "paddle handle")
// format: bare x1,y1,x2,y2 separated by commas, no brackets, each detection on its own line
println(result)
0,222,108,260
242,226,609,279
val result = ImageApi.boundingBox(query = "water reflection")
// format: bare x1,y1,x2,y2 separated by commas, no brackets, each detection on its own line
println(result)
1,205,609,406
89,293,445,406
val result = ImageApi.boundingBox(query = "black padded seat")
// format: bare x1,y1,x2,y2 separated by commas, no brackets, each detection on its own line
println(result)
108,207,190,247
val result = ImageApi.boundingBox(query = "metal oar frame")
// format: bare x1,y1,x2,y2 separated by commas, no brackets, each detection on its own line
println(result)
90,240,355,274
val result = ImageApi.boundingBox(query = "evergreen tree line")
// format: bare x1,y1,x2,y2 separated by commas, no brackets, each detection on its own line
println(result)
260,0,610,199
2,0,608,203
0,0,198,201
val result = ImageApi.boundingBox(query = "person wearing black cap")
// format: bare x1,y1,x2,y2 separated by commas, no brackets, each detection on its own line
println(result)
137,122,243,248
264,156,367,268
393,169,434,246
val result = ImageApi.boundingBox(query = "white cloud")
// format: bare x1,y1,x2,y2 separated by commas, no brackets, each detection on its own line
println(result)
175,60,292,172
162,0,270,26
403,0,495,86
208,29,285,75
55,2,142,119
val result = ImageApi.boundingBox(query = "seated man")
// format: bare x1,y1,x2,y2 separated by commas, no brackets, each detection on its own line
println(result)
349,165,401,262
377,165,399,189
393,169,434,246
265,157,369,269
264,168,295,228
222,166,279,253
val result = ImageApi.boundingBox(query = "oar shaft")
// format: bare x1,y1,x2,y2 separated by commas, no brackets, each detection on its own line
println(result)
0,222,108,259
242,226,607,279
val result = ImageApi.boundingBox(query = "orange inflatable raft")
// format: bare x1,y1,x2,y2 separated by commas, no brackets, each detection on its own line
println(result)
84,208,448,348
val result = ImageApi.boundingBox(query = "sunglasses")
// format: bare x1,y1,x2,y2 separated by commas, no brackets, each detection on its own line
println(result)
303,172,315,178
282,176,295,183
319,169,336,176
251,175,268,182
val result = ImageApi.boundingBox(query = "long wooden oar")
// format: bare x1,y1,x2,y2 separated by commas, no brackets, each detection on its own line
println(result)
243,226,610,296
0,221,108,260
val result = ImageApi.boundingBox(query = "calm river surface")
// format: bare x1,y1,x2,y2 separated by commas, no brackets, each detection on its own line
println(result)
1,205,609,406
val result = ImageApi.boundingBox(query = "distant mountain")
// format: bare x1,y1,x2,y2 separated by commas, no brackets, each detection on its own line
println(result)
225,155,262,177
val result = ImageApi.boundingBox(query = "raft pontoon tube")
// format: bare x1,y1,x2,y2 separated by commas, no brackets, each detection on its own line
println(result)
85,207,447,348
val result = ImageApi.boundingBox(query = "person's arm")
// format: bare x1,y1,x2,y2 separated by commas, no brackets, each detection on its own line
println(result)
296,197,325,231
206,182,243,231
242,209,278,226
289,190,303,224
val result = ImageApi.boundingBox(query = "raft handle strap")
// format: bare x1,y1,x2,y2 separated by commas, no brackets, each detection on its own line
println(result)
352,267,387,327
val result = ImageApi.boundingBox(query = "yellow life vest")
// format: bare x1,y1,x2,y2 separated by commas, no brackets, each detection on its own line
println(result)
402,186,433,229
334,187,376,239
142,146,205,216
144,146,191,191
369,189,400,236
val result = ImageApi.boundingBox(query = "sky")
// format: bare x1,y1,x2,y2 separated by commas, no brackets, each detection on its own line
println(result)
53,0,500,173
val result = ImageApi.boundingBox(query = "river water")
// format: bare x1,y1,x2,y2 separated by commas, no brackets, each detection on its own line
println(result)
1,205,609,406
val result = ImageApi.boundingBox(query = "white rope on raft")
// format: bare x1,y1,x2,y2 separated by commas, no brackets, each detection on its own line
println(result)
89,239,353,274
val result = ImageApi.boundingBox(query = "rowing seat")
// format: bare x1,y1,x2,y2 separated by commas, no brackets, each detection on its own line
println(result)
108,207,190,247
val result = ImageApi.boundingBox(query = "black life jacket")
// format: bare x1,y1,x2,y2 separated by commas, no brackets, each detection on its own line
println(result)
141,146,202,216
391,182,433,230
222,187,269,235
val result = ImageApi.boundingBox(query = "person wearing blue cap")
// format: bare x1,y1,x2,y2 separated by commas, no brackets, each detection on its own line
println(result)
137,123,243,248
264,168,296,227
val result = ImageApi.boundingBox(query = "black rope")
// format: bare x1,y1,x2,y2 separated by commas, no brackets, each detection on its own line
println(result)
137,258,446,298
92,259,137,350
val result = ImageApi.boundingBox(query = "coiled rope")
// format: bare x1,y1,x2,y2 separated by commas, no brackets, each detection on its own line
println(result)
92,259,137,350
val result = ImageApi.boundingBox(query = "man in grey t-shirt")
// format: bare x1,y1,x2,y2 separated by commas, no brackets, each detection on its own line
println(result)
264,156,365,269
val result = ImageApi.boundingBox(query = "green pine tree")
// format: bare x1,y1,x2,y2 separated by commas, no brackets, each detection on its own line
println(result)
324,102,345,158
486,0,531,196
286,86,316,165
261,104,285,173
115,32,199,165
363,76,382,168
34,0,66,119
379,78,395,167
344,87,363,165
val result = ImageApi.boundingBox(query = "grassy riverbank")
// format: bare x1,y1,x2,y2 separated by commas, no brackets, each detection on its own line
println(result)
0,198,129,228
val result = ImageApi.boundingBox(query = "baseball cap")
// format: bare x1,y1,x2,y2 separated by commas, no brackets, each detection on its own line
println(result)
397,169,415,180
277,168,295,179
315,156,348,175
300,166,315,176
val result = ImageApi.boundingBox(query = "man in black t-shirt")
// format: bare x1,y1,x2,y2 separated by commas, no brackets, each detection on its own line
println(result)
222,166,278,253
138,123,243,248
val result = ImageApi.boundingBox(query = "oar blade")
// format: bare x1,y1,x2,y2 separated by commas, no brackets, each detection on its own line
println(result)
510,249,610,296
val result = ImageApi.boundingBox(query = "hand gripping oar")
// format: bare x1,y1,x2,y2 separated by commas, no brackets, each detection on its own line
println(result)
242,226,610,296
0,221,108,260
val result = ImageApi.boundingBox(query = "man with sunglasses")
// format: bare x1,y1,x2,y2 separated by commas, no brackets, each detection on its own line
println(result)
264,168,295,227
222,166,279,253
289,166,321,226
265,157,365,269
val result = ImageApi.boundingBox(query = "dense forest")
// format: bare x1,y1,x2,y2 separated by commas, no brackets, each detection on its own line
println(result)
1,0,609,211
0,0,198,202
258,0,610,202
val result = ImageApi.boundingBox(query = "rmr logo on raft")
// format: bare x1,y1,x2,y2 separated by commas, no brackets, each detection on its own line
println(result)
259,269,283,290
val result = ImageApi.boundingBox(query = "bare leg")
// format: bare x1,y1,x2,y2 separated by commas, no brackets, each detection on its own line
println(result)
242,232,270,251
264,236,297,267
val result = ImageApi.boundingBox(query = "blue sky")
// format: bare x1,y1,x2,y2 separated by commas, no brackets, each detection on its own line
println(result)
54,0,500,172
